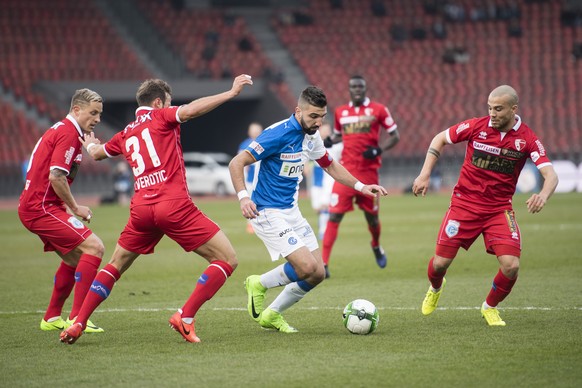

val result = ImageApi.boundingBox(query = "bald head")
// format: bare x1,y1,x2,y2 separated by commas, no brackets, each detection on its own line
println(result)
489,85,518,106
488,85,519,132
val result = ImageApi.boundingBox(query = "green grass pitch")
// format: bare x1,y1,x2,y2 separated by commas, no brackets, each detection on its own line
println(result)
0,193,580,387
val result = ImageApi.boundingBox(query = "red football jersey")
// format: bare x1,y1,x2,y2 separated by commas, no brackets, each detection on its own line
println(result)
19,114,84,212
447,115,552,213
104,106,190,205
333,97,397,172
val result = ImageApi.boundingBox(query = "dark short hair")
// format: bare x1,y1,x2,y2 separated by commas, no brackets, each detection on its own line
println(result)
350,75,366,83
136,79,172,106
298,86,327,108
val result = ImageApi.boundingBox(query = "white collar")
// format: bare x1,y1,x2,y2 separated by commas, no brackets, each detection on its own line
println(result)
66,114,84,137
488,114,522,131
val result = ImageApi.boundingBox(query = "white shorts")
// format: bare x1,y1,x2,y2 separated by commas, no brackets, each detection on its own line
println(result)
251,206,319,261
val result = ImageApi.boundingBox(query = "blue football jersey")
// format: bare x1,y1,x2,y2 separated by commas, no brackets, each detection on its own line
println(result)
246,114,328,210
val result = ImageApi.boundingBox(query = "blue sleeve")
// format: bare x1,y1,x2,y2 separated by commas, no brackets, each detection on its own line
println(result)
246,128,281,162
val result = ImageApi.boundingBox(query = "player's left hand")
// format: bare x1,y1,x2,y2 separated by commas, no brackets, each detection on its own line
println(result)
362,146,382,159
239,197,260,219
79,132,101,150
526,193,547,214
231,74,254,96
362,184,388,197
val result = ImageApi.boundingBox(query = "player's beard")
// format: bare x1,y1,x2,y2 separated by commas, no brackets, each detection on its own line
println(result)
491,115,512,131
300,117,319,135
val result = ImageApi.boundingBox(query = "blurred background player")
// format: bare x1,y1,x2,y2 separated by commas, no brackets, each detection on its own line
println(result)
412,85,558,326
18,89,106,334
229,86,387,333
60,74,253,345
304,121,343,240
322,75,400,277
237,121,263,233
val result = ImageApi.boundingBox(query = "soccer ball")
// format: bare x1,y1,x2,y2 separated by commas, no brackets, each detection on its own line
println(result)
342,299,379,335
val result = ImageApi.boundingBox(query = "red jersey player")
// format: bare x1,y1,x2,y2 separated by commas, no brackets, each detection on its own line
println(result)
322,75,400,277
412,85,559,326
60,74,254,344
18,89,106,334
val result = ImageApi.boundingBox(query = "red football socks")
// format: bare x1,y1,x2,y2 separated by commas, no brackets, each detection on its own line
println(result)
322,220,340,265
486,269,517,307
73,264,120,327
427,256,446,290
44,261,76,321
181,261,233,319
69,254,102,319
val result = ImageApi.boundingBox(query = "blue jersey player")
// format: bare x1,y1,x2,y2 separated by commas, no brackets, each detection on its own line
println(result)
229,86,388,333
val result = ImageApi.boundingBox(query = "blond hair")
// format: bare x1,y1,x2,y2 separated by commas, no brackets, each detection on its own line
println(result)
70,88,103,112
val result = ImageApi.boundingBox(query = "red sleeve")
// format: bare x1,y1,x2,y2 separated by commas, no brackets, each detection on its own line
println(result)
159,106,181,128
315,150,333,168
103,131,123,157
527,132,552,167
448,118,478,144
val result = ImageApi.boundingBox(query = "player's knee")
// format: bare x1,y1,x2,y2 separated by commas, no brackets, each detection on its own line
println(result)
500,258,519,278
84,234,105,258
311,265,326,284
224,254,238,270
295,260,318,279
433,255,453,271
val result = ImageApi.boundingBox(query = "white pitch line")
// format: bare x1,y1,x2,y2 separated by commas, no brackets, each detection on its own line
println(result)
1,306,581,315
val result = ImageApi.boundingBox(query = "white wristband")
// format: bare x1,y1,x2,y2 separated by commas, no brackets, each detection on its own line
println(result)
86,143,97,153
354,181,365,192
237,190,250,200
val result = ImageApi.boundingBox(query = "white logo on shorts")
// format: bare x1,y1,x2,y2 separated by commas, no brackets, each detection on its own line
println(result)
68,216,84,229
445,220,460,238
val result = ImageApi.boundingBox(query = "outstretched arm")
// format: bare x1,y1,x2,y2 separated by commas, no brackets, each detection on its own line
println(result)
324,160,388,197
412,130,448,197
79,132,107,161
178,74,253,122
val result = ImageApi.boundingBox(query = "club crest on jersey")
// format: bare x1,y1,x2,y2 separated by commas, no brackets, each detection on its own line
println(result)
445,220,460,238
68,216,84,229
515,139,526,151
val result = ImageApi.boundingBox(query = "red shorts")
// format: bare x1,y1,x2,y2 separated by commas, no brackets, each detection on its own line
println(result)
329,169,379,214
18,206,93,255
436,205,522,258
118,198,220,254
